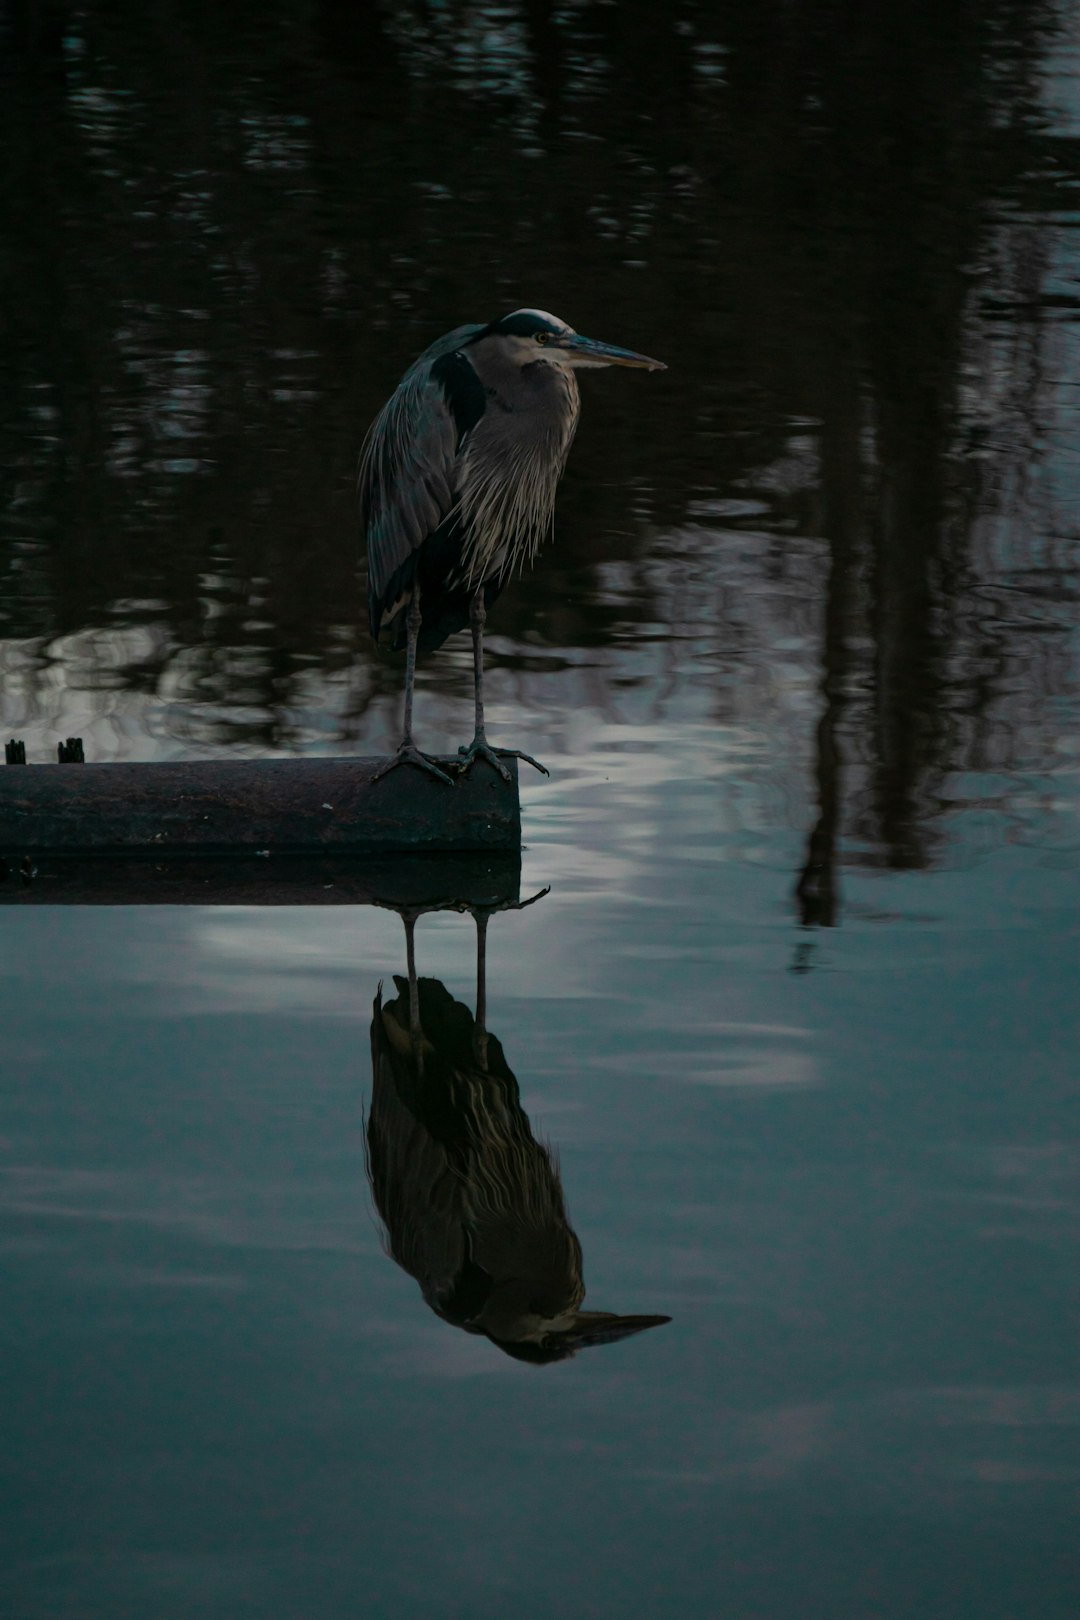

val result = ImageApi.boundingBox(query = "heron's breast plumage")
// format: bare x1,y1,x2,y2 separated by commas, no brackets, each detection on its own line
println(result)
454,357,580,588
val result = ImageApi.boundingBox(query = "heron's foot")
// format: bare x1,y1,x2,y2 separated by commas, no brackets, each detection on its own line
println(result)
456,737,549,781
372,742,454,786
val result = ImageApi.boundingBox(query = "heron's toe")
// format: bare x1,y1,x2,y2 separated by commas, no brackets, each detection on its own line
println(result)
456,741,548,780
456,741,513,782
496,748,549,777
372,744,455,786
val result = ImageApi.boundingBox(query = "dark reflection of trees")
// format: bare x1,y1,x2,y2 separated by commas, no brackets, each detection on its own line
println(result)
775,0,1066,898
366,907,670,1362
2,0,1078,872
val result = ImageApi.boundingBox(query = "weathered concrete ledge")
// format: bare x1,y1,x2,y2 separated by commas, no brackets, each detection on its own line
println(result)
0,756,520,857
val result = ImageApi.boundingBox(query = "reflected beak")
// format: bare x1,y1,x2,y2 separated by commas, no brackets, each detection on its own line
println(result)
564,1311,673,1349
558,333,666,371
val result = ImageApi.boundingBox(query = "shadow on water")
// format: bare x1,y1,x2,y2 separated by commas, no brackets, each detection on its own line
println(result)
366,895,670,1363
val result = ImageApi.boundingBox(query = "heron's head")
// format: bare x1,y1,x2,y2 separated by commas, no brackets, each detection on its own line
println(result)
478,308,665,372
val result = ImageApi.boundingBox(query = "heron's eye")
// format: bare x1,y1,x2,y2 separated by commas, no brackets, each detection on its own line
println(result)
535,332,551,345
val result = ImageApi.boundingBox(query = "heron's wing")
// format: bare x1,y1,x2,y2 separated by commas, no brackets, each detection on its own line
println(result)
359,324,487,636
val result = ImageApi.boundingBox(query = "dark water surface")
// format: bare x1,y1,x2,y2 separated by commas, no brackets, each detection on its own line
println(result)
3,4,1080,1617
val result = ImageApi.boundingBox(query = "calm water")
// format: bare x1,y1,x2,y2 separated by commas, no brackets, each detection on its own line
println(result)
3,4,1080,1617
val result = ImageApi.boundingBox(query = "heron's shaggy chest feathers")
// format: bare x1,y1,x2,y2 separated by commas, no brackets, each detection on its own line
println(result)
453,351,580,588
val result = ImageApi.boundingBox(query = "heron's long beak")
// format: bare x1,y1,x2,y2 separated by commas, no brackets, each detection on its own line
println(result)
559,333,666,371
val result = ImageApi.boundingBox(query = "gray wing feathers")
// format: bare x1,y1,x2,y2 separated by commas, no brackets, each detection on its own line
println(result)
359,325,482,612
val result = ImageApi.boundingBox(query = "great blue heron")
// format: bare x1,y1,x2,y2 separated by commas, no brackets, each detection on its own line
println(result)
366,905,670,1363
359,308,665,783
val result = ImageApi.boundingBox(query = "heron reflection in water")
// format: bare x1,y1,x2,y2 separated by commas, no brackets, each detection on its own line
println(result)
366,902,670,1363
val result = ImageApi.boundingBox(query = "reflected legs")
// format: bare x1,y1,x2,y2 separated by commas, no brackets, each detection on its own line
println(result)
472,910,489,1068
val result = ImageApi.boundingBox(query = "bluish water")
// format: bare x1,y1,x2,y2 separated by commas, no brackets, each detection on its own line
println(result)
3,5,1079,1617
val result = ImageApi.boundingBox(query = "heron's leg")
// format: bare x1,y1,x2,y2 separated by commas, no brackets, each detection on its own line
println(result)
469,591,488,749
401,591,420,742
373,587,453,785
456,589,548,780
